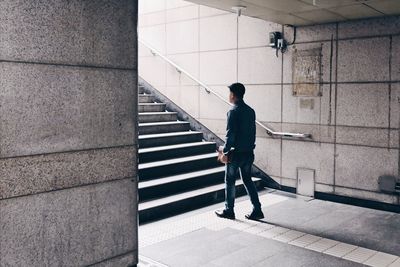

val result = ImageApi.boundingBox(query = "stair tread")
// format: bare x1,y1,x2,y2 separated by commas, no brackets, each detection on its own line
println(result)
139,121,188,126
139,131,202,139
139,152,218,170
139,111,177,115
139,166,225,189
139,141,215,154
139,103,164,105
139,177,262,211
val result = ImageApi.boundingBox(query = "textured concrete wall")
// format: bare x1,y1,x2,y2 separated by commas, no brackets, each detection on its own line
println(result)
0,1,138,266
138,0,399,206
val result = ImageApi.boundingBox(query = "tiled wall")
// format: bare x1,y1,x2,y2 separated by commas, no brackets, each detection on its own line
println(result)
138,0,400,205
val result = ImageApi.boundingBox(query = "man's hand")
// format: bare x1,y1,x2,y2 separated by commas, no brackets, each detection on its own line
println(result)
217,151,229,164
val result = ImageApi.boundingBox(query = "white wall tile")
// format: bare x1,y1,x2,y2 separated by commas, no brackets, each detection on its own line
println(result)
198,118,226,135
245,85,281,122
139,11,165,27
167,53,199,86
139,56,166,87
139,0,166,14
200,14,237,51
238,16,281,48
199,50,237,85
199,86,231,120
165,85,200,118
238,47,282,84
282,141,334,185
166,5,198,23
166,20,199,54
139,24,166,54
254,137,281,177
138,42,155,58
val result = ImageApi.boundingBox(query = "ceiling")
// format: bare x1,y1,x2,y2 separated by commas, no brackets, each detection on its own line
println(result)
187,0,400,26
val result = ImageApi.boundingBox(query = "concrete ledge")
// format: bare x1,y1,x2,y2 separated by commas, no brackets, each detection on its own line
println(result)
0,146,136,200
0,62,137,158
0,178,137,267
0,0,137,69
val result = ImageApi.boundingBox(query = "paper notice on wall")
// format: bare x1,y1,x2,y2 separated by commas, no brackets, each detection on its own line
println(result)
292,47,322,97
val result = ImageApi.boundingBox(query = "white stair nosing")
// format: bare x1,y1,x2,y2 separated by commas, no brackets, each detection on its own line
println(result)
139,178,262,211
139,131,202,139
139,121,189,127
138,103,165,106
139,166,225,189
138,152,218,170
139,141,215,153
139,112,177,115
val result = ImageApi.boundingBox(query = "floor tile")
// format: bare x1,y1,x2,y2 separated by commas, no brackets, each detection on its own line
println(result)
364,252,399,267
389,258,400,267
272,230,306,243
305,238,340,252
343,247,378,263
289,234,322,248
324,243,358,257
257,226,290,238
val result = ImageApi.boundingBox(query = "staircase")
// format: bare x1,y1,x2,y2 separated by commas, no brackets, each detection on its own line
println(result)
138,85,265,224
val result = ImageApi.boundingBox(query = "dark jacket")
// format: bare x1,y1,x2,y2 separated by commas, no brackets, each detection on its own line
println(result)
223,99,256,154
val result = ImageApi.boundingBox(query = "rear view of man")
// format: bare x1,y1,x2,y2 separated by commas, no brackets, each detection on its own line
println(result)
216,83,264,220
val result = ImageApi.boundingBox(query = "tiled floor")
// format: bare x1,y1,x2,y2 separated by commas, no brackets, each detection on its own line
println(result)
138,190,400,267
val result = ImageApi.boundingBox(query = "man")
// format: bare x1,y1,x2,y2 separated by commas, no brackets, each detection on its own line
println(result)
215,83,264,220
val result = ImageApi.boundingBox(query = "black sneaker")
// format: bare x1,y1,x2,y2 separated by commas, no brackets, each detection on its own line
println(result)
215,209,235,220
245,209,264,220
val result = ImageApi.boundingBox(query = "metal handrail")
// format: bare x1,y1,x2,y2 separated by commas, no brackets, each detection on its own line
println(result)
139,38,312,140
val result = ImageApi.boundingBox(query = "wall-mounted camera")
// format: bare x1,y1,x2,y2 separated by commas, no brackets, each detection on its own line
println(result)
269,31,287,57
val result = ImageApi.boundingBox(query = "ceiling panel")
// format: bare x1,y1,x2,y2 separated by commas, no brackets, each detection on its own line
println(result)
245,0,317,12
299,0,374,8
294,8,346,23
367,0,400,15
328,3,383,19
186,0,400,26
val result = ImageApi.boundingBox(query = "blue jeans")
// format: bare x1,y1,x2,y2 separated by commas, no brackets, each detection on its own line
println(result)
225,152,261,212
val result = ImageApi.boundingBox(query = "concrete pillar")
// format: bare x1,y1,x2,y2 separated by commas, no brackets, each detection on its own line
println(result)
0,1,138,266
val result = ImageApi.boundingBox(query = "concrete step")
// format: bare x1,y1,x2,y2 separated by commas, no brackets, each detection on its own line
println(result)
139,121,190,135
139,166,225,201
138,94,154,103
139,86,145,94
139,112,178,123
138,152,222,180
139,131,203,148
139,103,166,112
139,178,265,223
139,141,216,163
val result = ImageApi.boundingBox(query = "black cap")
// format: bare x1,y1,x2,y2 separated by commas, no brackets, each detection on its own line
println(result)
228,83,246,99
